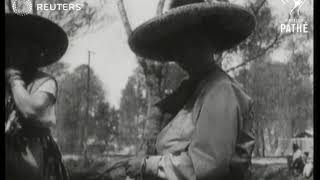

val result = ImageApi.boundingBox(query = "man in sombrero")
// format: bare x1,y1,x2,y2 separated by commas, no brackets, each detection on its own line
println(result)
5,13,69,180
125,0,256,180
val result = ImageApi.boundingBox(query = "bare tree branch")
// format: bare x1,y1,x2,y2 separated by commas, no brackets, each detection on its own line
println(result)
7,0,14,13
250,0,267,15
32,0,37,14
116,0,150,78
117,1,168,156
156,0,166,15
117,0,133,36
226,32,285,72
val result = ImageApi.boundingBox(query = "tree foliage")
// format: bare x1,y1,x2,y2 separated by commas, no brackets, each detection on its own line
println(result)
118,67,148,150
52,65,118,154
235,51,313,156
223,0,284,72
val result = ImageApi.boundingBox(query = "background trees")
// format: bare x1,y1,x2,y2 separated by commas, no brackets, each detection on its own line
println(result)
49,65,119,154
235,55,312,156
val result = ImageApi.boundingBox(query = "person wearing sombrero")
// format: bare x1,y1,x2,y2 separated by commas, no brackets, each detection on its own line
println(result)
5,13,69,180
125,0,256,180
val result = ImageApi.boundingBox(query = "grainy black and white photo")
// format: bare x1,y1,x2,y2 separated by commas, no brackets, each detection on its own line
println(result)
5,0,314,180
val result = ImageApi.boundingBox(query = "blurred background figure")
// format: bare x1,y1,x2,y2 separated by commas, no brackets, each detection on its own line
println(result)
291,143,304,175
302,152,313,179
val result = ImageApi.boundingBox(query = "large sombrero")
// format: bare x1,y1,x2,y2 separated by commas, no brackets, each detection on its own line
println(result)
128,0,256,61
5,13,68,68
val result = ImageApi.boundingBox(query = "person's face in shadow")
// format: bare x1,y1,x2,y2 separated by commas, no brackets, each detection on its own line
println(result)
6,42,38,82
172,29,216,76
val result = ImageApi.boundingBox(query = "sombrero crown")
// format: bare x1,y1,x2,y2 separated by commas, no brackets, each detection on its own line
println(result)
129,0,256,62
6,14,68,68
169,0,204,8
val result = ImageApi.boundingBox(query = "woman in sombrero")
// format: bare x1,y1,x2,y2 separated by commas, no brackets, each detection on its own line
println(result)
5,14,69,180
125,0,256,180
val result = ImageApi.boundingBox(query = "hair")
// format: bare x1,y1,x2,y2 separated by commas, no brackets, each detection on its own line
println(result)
293,143,299,151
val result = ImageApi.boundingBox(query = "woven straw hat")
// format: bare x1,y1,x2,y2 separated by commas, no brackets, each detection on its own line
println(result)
5,14,68,68
128,0,256,61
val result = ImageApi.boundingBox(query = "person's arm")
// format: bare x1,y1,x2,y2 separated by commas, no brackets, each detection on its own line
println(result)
8,73,57,127
144,82,239,180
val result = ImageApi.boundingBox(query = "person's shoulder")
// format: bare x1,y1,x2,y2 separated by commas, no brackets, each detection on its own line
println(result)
205,69,253,110
35,71,55,80
204,69,239,95
201,72,236,103
203,68,229,88
28,71,57,93
32,71,57,85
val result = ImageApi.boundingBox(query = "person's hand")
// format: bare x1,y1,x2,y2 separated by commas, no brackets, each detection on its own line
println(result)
5,68,22,84
125,155,146,178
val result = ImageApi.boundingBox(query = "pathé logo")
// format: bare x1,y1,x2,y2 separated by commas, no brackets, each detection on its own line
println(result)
281,0,306,18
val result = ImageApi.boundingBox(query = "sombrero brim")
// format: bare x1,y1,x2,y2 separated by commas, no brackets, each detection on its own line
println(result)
129,3,256,61
5,14,68,67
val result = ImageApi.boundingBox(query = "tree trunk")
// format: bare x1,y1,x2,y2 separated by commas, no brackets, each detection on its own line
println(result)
117,0,167,156
117,0,133,36
7,0,13,13
32,0,37,14
254,121,262,157
156,0,166,15
80,121,85,153
291,118,295,137
261,127,265,157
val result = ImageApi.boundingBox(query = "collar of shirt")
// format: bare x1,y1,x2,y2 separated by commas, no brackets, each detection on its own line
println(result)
155,67,220,115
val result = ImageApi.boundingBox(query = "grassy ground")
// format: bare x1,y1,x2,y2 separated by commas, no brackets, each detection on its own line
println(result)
64,156,313,180
247,164,313,180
